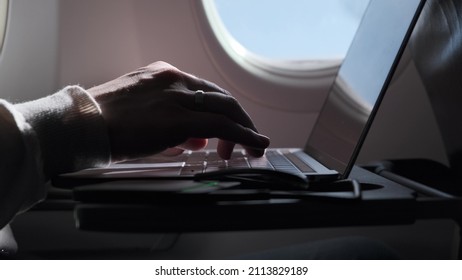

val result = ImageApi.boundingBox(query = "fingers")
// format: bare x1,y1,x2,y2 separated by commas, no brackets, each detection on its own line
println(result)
217,140,266,159
179,73,269,157
182,72,232,96
162,138,208,156
202,92,258,130
217,140,235,160
100,62,269,159
144,63,257,133
172,90,259,133
179,138,208,150
166,139,266,160
184,110,270,157
167,88,267,159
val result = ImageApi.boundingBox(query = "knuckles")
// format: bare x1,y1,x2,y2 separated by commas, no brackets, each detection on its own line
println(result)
127,61,186,88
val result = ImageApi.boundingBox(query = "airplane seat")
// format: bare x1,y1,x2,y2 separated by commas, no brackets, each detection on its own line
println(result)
372,0,462,196
410,0,462,173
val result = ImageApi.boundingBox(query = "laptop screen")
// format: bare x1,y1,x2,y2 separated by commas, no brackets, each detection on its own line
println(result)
305,0,425,177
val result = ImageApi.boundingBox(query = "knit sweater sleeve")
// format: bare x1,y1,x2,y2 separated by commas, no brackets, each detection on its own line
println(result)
0,85,111,228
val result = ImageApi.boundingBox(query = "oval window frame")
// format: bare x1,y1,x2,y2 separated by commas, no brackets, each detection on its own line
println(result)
191,0,340,113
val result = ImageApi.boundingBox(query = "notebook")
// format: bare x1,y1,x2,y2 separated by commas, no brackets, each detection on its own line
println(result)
55,0,426,186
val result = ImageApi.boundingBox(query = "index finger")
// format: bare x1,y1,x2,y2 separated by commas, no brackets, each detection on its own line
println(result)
185,90,265,159
178,74,268,157
183,110,270,153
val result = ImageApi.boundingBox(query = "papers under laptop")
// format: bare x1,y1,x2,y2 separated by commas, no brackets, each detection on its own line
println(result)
56,0,426,187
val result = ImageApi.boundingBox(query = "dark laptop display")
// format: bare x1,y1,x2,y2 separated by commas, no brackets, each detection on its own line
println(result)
56,0,426,186
305,0,425,177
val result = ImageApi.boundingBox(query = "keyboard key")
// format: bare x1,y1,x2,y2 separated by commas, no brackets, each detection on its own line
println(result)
226,157,249,168
180,164,205,175
248,157,273,169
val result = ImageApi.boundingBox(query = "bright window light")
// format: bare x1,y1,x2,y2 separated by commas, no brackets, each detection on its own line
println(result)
212,0,370,62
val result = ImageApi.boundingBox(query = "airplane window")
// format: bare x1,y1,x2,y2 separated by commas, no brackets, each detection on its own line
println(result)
0,0,7,52
205,0,370,69
195,0,373,111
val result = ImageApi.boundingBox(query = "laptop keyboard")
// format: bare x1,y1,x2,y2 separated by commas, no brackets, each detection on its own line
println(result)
128,149,314,176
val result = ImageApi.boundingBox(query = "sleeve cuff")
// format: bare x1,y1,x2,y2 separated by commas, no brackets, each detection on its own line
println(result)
15,86,111,177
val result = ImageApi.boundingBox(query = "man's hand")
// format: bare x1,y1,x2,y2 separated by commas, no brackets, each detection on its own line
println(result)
88,61,270,162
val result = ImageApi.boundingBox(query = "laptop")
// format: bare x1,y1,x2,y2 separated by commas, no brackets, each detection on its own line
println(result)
55,0,426,187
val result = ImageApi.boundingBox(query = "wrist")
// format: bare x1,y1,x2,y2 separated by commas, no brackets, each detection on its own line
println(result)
15,86,111,177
